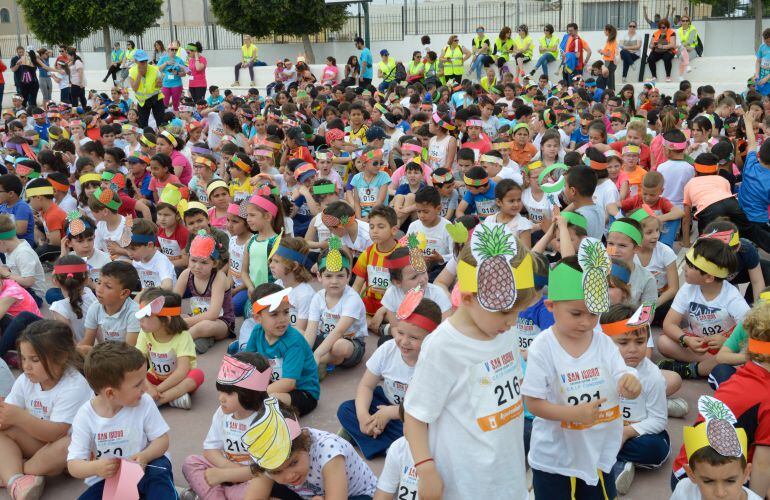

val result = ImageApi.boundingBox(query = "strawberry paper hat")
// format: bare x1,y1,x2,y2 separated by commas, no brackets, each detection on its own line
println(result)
217,355,272,391
190,230,220,260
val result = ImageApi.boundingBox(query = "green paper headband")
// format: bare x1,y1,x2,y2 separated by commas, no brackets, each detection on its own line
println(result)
547,262,584,302
561,211,587,230
186,44,197,51
538,163,568,193
0,228,16,240
628,208,651,223
609,220,642,245
319,254,350,272
312,183,337,195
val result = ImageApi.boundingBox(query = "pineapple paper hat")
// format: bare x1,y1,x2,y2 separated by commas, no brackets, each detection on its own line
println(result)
319,236,349,272
683,395,748,460
549,237,611,313
457,224,534,312
446,221,469,244
395,232,428,273
65,210,91,237
242,396,302,471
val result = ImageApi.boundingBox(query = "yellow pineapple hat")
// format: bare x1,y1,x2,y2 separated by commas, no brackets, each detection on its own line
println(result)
319,235,349,272
549,237,611,314
242,396,302,471
457,223,534,311
684,395,747,461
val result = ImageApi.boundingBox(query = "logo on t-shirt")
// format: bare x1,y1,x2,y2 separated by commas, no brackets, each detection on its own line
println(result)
689,302,720,319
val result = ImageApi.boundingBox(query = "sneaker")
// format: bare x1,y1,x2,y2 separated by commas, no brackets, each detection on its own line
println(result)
250,81,257,86
529,69,536,76
336,427,354,444
666,77,672,82
194,336,215,354
179,487,200,500
377,323,390,337
317,362,328,381
231,81,240,86
615,461,635,495
4,350,19,370
9,475,44,500
169,393,191,410
686,65,692,73
658,359,697,379
667,397,689,418
622,77,627,83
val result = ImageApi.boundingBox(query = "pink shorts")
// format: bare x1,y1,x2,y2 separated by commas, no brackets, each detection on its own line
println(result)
147,368,205,392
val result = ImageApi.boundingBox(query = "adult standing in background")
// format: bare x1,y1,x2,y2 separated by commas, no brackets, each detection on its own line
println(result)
755,29,770,96
561,23,591,85
186,41,207,103
620,21,642,83
355,37,373,89
469,26,492,81
157,42,188,111
530,24,559,80
599,24,619,90
9,46,24,95
233,34,258,86
441,34,470,85
67,47,87,108
15,47,43,107
676,15,701,78
128,50,165,128
152,40,165,65
36,47,52,104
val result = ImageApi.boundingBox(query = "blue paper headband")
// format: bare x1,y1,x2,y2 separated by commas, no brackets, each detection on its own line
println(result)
534,273,548,289
130,233,156,245
611,262,631,284
275,245,314,271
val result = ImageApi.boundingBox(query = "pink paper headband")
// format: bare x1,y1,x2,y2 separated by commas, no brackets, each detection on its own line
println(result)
466,119,483,127
249,194,278,217
402,143,422,153
663,139,687,150
217,355,272,391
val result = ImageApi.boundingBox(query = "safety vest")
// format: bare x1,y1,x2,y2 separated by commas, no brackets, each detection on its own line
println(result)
473,35,490,51
424,60,437,79
111,49,124,64
125,49,137,63
539,35,559,57
407,60,424,77
651,29,676,52
513,35,533,59
379,58,396,81
480,75,496,92
676,25,698,48
443,46,463,75
128,64,161,106
241,44,257,63
494,37,514,61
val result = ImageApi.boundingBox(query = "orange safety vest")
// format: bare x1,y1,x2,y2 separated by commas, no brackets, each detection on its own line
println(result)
652,29,677,54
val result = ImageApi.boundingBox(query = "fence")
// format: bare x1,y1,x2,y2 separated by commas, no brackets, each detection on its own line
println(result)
0,0,760,56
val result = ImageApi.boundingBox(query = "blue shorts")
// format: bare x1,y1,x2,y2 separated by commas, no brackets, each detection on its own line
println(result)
532,467,617,500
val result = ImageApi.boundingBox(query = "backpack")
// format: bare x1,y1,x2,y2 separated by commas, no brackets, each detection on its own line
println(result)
394,62,407,82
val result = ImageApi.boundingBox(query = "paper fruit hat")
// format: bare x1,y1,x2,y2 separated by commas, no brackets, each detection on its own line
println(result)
66,210,88,236
446,220,469,244
159,183,182,206
577,238,611,314
405,232,427,273
119,215,134,247
252,287,292,315
601,303,655,336
190,230,218,259
470,224,519,312
322,236,348,272
217,355,272,391
242,396,302,470
397,286,424,320
135,296,165,319
684,395,748,460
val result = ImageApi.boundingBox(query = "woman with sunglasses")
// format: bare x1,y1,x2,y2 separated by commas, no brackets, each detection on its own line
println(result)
511,24,533,78
186,41,207,103
676,16,701,77
440,35,470,86
648,18,677,82
620,21,642,83
157,43,188,111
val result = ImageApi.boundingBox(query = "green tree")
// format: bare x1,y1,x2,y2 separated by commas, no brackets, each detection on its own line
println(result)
17,0,163,66
211,0,349,63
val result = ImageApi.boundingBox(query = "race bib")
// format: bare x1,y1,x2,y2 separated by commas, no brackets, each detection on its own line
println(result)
289,306,298,326
95,428,137,459
516,318,541,354
149,348,177,380
233,190,250,204
88,266,102,285
223,417,251,464
526,206,544,223
398,466,419,500
320,310,340,338
469,349,524,432
367,265,390,291
139,269,161,289
558,363,619,430
621,395,647,425
157,236,181,257
384,378,408,405
358,186,378,207
687,302,735,338
190,295,223,317
27,396,52,420
100,329,125,342
475,198,498,218
268,357,283,381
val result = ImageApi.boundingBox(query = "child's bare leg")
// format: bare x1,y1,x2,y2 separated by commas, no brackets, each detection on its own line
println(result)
158,378,198,405
662,369,683,397
24,436,69,476
326,338,354,365
189,319,229,340
0,427,45,483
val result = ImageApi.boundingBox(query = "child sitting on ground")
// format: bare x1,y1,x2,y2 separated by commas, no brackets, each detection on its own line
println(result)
50,255,98,344
0,214,46,306
128,218,176,290
606,218,658,306
407,186,454,278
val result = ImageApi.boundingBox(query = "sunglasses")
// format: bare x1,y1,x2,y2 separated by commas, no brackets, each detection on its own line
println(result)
682,19,690,22
629,24,636,28
169,48,178,51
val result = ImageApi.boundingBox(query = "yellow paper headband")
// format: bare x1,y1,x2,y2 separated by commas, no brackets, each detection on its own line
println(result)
26,186,54,197
686,247,729,278
457,253,535,294
684,395,747,460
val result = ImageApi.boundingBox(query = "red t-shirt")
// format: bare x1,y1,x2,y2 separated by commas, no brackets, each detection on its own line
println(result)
42,203,67,238
117,192,137,218
672,362,770,479
610,140,652,169
148,174,181,199
463,136,492,156
157,224,189,258
620,194,673,215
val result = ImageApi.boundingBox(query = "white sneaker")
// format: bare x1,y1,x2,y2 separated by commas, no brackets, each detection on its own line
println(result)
615,462,635,495
231,81,240,87
622,77,627,83
686,65,692,73
667,397,689,418
169,393,191,410
179,487,200,500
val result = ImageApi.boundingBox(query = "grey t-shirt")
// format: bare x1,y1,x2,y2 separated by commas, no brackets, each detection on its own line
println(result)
84,297,140,343
629,263,658,306
575,204,606,240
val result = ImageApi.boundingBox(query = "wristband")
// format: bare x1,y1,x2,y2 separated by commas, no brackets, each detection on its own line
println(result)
678,334,688,348
414,458,434,468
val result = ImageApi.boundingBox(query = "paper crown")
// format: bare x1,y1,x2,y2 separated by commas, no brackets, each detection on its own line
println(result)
601,303,655,336
403,233,427,273
457,224,534,312
159,183,182,207
190,230,219,259
561,211,587,230
134,296,181,319
242,397,302,470
66,210,89,237
396,286,439,332
686,247,729,278
320,236,349,272
217,355,272,391
549,238,610,312
538,163,568,194
684,395,748,460
252,287,292,315
703,229,740,248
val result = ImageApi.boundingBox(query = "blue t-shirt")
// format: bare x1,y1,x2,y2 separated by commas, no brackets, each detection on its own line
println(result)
157,55,187,88
350,171,391,217
395,182,425,196
292,194,312,237
0,200,34,246
33,122,50,142
206,95,224,107
570,127,590,147
738,151,770,223
245,324,320,400
360,47,373,79
461,180,497,218
757,44,770,95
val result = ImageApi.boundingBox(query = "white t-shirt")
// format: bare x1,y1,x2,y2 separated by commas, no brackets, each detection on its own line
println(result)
621,32,642,56
59,193,77,213
497,164,524,186
84,297,141,343
671,478,763,500
381,282,451,315
308,286,368,340
67,393,169,486
5,240,46,297
482,212,535,237
366,339,414,405
407,218,454,264
133,250,176,289
203,406,257,465
634,242,677,292
79,248,112,285
522,188,553,224
287,428,377,498
311,213,332,250
592,179,620,229
657,159,695,207
275,279,315,326
376,436,417,498
7,367,92,425
522,327,635,485
228,235,246,287
622,357,667,437
428,135,451,170
671,282,750,338
404,322,528,500
94,216,126,254
341,220,372,255
50,287,98,343
559,128,571,149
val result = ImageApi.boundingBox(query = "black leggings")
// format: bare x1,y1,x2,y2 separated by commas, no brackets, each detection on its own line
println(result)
647,50,674,78
70,84,87,108
103,64,121,83
0,312,41,356
189,86,206,103
696,197,752,238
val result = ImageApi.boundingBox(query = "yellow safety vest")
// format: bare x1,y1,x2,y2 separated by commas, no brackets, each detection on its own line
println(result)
407,60,424,76
513,35,533,59
676,25,698,48
241,44,257,63
129,64,161,106
539,35,558,57
443,46,463,75
495,38,514,61
125,48,137,63
379,58,396,82
473,35,490,51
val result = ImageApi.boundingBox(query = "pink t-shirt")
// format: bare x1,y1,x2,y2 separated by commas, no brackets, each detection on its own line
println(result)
322,65,339,84
683,175,734,215
171,150,193,185
188,55,208,88
208,207,227,231
148,173,181,198
0,279,40,317
390,163,432,187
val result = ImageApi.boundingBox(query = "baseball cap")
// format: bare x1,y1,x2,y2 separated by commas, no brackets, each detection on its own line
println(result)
380,49,389,56
366,126,387,141
134,50,149,62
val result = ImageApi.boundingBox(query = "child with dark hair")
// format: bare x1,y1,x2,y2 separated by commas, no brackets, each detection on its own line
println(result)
352,205,400,317
26,177,66,262
564,165,604,240
483,179,533,247
657,129,695,209
50,255,97,343
127,218,176,290
431,167,459,220
455,166,497,220
0,173,35,246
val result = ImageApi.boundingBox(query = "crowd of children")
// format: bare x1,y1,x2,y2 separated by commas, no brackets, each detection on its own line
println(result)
0,35,768,500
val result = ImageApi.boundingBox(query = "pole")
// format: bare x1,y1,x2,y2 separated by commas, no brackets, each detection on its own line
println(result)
358,3,362,40
363,1,371,48
451,4,454,34
12,1,21,47
202,0,211,50
638,33,649,82
414,0,418,36
464,0,468,33
166,0,174,42
516,0,520,29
